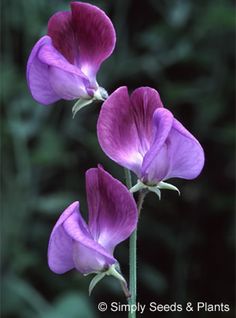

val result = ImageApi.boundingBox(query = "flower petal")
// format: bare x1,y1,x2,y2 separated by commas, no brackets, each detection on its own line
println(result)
48,201,78,274
86,166,138,254
63,204,116,274
141,108,174,183
48,67,88,100
164,118,205,180
130,87,164,154
97,87,163,177
38,38,90,100
47,11,75,64
38,38,88,79
48,2,116,82
142,109,205,183
26,36,60,105
48,201,116,275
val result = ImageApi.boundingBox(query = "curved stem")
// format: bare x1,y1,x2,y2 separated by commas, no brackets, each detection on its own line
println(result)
124,169,146,318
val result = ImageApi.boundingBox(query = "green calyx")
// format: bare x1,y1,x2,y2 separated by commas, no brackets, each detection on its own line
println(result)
89,264,130,298
72,87,108,118
129,180,180,199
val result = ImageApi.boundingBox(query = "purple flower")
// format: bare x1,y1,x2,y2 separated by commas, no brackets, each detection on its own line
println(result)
97,87,204,193
48,166,137,294
27,2,115,108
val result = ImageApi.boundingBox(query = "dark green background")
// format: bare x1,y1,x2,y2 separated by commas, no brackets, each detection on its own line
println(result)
1,0,235,317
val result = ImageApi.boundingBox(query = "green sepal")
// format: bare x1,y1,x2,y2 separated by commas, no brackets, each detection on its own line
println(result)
158,181,180,195
129,179,180,198
72,87,108,118
129,180,144,193
148,186,161,200
88,264,130,298
72,98,94,118
89,272,106,296
106,264,126,283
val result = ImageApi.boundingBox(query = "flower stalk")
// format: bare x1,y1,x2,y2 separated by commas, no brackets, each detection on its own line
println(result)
124,169,146,318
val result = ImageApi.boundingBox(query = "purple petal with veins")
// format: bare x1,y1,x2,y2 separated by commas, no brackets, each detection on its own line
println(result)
97,86,204,185
27,2,116,105
48,166,137,275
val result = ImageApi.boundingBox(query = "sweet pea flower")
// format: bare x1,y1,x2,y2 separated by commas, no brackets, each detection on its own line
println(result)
27,2,116,116
97,87,204,197
48,166,137,296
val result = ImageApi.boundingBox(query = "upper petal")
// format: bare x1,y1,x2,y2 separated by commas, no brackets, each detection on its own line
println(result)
48,2,116,81
141,108,174,183
130,87,164,155
97,86,163,176
164,118,205,180
86,166,138,254
47,11,75,64
98,87,142,175
26,36,60,105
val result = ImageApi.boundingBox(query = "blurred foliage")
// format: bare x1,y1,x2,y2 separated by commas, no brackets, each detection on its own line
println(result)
1,0,235,317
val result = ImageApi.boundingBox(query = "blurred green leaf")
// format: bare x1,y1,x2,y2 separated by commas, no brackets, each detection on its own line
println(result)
41,292,96,318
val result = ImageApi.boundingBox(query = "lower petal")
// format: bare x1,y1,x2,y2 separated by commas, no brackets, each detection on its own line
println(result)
26,36,60,105
164,119,205,180
141,108,174,183
49,66,89,100
48,202,78,274
73,243,108,274
48,201,116,275
142,144,170,184
63,204,116,274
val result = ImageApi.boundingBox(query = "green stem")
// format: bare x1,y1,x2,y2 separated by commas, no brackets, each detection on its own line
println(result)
124,169,146,318
128,227,137,318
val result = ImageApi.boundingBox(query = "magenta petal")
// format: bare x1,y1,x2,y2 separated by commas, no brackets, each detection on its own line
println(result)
141,108,174,183
48,202,78,274
26,36,60,105
130,87,164,154
47,11,75,64
97,87,164,177
70,2,116,79
164,119,205,180
48,3,116,82
98,87,143,176
86,166,138,254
